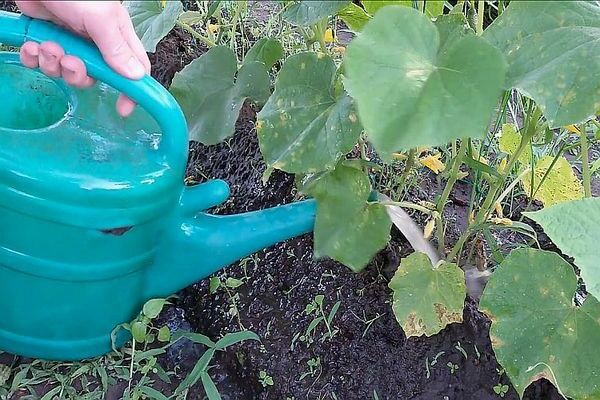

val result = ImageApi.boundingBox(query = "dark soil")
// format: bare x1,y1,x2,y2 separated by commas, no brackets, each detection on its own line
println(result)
0,1,564,399
149,25,561,400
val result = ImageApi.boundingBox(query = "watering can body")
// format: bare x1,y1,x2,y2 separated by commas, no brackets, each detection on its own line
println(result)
0,12,315,361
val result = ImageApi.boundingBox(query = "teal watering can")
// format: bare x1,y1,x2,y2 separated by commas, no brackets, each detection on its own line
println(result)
0,11,315,361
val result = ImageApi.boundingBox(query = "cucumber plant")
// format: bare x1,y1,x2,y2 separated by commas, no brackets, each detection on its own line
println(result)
126,1,600,397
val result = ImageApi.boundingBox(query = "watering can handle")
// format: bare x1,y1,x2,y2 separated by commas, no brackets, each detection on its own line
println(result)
0,11,188,170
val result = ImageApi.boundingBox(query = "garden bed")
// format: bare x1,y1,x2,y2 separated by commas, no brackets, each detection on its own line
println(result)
147,26,562,400
1,1,597,399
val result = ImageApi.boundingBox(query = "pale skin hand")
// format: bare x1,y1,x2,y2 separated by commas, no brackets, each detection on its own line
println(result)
15,1,151,117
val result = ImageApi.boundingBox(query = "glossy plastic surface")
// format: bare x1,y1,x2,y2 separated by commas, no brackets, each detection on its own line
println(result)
0,11,316,361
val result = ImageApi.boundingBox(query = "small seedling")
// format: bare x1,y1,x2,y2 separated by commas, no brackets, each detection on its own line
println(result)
454,341,468,360
299,357,321,381
447,362,459,375
493,383,510,397
258,370,274,387
302,295,341,345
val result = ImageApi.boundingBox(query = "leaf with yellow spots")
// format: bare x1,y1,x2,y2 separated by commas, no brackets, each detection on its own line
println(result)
484,1,600,127
170,46,271,144
305,164,392,271
498,123,531,165
257,52,362,173
525,197,600,300
480,248,600,399
419,153,445,174
345,7,505,159
125,0,183,52
521,156,583,207
389,252,466,337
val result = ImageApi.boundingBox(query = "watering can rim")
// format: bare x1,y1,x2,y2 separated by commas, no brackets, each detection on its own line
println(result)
0,11,190,229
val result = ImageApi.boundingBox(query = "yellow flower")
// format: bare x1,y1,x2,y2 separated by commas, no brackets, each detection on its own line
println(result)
565,124,581,135
419,153,446,174
423,218,435,240
160,0,167,6
494,201,503,218
468,211,475,224
498,157,508,173
208,24,220,34
324,28,335,43
491,217,513,226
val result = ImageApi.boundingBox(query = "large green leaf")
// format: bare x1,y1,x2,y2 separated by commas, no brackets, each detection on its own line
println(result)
170,46,270,145
125,0,183,52
244,38,284,69
525,198,600,299
483,1,600,127
305,164,391,271
345,6,505,158
283,1,350,26
480,248,600,399
257,53,362,173
389,252,466,337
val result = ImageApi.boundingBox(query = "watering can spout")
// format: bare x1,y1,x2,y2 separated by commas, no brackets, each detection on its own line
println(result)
144,180,316,299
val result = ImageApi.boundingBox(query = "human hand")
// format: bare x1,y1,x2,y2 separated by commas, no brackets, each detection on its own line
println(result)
15,1,151,117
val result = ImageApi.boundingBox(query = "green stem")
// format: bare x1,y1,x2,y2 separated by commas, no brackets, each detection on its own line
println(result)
476,0,485,35
436,140,468,254
448,121,537,262
580,123,592,197
312,21,328,53
437,140,468,214
176,21,217,48
397,149,417,190
446,230,470,262
434,213,444,255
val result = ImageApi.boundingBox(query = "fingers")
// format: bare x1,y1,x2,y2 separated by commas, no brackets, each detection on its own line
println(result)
115,8,151,117
20,41,40,68
38,41,64,77
60,56,96,88
119,7,151,75
83,9,146,80
116,95,137,117
20,42,95,88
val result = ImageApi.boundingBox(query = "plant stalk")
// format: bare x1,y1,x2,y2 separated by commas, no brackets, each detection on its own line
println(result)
176,21,217,48
436,140,468,254
580,123,592,197
397,149,417,190
476,0,485,35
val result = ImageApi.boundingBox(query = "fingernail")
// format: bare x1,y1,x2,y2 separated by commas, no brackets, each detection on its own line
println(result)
127,57,146,78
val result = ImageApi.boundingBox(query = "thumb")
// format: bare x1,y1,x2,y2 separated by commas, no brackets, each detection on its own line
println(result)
83,14,146,80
